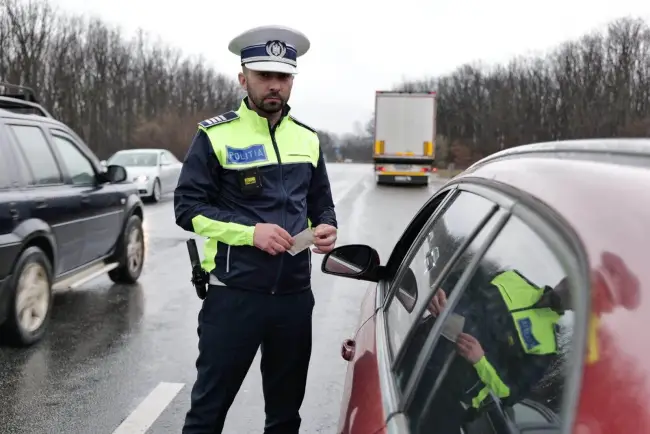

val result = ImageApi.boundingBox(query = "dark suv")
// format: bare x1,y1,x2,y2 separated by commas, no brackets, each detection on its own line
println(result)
0,83,145,347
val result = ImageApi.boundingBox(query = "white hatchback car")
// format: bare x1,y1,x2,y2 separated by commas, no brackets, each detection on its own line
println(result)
104,149,182,202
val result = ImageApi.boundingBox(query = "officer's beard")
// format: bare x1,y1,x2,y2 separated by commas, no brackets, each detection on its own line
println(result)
249,92,286,115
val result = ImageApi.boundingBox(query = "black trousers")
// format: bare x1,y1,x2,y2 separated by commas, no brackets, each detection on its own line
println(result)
182,285,315,434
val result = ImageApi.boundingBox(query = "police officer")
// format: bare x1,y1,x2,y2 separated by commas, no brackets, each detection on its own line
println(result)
417,269,566,433
174,25,338,434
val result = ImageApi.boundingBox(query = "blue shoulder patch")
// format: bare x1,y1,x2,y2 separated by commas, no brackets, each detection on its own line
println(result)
225,144,268,165
289,115,316,133
198,111,239,129
517,317,540,351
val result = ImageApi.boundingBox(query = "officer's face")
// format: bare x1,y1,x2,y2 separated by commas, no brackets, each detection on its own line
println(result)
239,69,293,114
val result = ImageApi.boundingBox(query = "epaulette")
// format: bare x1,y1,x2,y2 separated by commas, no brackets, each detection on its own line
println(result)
289,115,316,133
198,111,239,129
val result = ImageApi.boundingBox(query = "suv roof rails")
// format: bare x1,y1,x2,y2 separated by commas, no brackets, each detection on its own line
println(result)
0,81,53,118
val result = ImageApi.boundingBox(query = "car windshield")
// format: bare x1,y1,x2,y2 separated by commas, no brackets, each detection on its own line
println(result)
108,152,158,167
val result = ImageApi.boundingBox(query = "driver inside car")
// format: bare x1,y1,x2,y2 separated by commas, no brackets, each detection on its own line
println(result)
412,269,570,434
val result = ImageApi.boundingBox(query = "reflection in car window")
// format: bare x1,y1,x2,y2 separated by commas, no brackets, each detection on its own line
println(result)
395,213,500,391
51,135,95,185
9,125,62,186
405,215,573,434
386,192,496,358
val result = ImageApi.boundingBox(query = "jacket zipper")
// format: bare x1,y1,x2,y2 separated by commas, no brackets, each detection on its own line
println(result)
269,121,287,294
226,245,231,273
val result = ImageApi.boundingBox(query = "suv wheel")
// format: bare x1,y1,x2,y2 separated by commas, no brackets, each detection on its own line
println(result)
108,214,145,284
1,246,53,346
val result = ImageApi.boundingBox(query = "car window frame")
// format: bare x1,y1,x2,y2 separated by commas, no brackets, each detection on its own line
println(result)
6,121,65,188
376,185,459,305
47,128,98,187
388,200,501,369
372,183,505,429
393,182,590,434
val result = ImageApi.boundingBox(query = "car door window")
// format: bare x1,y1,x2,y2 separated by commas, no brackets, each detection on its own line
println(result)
9,125,62,186
394,211,502,390
164,151,179,163
385,191,497,358
404,214,574,434
51,134,96,185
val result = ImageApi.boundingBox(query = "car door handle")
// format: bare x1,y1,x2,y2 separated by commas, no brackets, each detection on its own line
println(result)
81,195,90,204
10,208,19,220
35,198,47,209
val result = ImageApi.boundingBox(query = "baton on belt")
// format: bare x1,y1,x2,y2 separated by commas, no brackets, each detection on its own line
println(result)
186,239,207,300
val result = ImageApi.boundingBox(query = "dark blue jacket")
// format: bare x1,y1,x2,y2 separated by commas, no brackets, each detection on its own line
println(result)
174,99,337,293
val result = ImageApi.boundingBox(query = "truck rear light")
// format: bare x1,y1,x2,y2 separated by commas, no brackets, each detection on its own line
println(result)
376,166,385,172
420,167,430,172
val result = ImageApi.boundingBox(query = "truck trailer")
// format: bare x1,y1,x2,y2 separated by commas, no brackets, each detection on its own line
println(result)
372,91,436,185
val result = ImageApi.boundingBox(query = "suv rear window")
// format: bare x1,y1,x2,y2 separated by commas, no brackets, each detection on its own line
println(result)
9,124,62,186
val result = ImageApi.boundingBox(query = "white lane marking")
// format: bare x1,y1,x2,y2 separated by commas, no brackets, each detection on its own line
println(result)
333,176,368,206
111,382,184,434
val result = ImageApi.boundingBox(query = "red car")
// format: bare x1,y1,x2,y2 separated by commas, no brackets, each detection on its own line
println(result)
322,139,650,434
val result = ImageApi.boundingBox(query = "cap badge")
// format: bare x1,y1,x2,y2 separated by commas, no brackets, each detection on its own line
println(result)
266,40,287,58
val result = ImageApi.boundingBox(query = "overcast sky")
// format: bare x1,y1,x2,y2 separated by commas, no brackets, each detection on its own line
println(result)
52,0,650,135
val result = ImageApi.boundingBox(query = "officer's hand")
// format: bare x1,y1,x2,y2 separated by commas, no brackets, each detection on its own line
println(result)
456,333,485,364
253,223,294,255
428,289,447,316
312,224,337,254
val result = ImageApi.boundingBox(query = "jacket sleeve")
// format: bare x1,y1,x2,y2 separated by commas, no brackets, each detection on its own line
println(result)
174,129,256,246
307,147,338,228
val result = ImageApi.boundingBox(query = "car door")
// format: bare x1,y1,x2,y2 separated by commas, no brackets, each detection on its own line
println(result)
47,128,124,262
386,185,588,434
337,187,497,434
6,122,87,274
0,125,23,282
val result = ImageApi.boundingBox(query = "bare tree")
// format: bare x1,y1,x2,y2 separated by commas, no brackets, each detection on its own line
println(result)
0,0,243,159
391,17,650,167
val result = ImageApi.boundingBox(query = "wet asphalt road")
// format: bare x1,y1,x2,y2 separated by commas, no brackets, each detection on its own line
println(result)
0,163,447,434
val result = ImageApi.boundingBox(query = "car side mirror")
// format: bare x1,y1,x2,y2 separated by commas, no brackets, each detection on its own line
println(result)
321,244,381,281
105,164,127,183
100,160,107,167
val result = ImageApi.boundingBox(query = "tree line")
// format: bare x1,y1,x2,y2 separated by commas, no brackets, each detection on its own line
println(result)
0,0,243,159
1,0,649,165
326,16,650,166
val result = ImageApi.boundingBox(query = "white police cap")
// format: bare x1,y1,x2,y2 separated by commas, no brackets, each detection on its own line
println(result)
228,25,310,75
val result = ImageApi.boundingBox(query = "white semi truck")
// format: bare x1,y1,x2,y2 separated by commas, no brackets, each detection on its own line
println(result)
372,91,436,185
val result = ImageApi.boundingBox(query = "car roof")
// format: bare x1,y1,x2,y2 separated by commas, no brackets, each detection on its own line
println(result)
0,107,63,126
461,139,650,271
458,138,650,405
